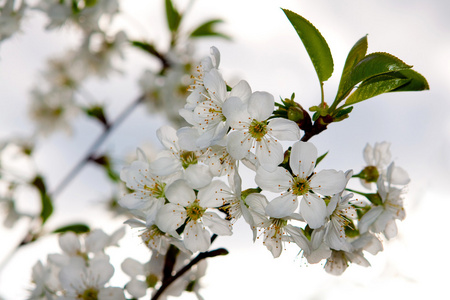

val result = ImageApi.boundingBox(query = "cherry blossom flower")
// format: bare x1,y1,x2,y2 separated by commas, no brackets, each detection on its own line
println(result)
120,149,171,223
155,179,232,252
58,256,125,300
360,142,410,188
359,162,406,239
149,125,212,189
255,141,346,228
324,232,383,275
0,0,26,42
223,91,301,172
246,192,310,258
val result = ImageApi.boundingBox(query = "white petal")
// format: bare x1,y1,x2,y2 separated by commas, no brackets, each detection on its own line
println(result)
391,166,410,185
204,69,227,103
255,138,284,172
285,224,310,255
155,203,187,234
226,130,252,160
230,80,252,102
358,206,383,234
198,180,230,208
99,287,126,300
363,143,373,165
300,194,327,229
85,229,109,253
58,232,81,255
310,170,346,196
184,221,211,252
265,193,298,218
210,46,220,68
165,179,196,206
156,125,179,150
248,91,274,121
290,141,317,178
263,227,282,258
384,220,398,239
268,118,301,141
89,258,115,287
121,258,145,277
222,96,250,128
184,164,212,189
125,278,148,298
255,166,292,193
177,127,201,151
202,212,232,235
149,157,181,176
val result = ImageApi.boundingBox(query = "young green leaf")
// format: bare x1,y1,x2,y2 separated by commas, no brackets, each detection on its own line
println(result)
389,69,430,92
165,0,181,32
189,19,230,40
338,52,412,102
52,224,91,234
334,35,368,104
282,9,334,83
344,75,410,106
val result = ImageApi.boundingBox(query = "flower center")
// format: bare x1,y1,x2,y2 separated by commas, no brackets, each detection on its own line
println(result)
146,273,159,288
360,166,380,183
144,181,166,198
186,201,205,221
80,287,98,300
180,151,198,169
248,119,268,141
291,177,310,196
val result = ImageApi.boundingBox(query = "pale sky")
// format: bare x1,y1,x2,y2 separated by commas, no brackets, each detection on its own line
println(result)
0,0,449,299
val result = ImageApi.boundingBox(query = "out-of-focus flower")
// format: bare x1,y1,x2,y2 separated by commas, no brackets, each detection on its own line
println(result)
29,87,78,136
0,0,26,42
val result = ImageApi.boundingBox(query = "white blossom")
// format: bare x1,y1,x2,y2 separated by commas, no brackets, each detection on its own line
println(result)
155,179,232,253
255,141,346,228
224,91,301,172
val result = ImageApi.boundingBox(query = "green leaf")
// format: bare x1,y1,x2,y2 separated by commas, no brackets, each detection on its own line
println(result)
40,194,53,225
32,176,53,225
52,223,91,234
282,9,334,83
315,151,329,167
337,52,412,102
344,75,410,106
334,35,368,103
190,19,230,40
165,0,181,32
130,40,160,57
389,69,430,92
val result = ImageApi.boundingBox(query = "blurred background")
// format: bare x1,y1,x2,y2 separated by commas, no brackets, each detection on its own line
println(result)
0,0,448,299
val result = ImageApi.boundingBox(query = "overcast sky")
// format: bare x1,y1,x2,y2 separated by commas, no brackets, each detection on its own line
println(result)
0,0,449,299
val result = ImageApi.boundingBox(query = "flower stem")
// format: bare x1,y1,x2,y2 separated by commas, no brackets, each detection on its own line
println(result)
153,234,226,300
51,95,144,198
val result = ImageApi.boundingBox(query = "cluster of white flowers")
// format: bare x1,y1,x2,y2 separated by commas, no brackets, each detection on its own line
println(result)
119,47,411,277
28,228,126,300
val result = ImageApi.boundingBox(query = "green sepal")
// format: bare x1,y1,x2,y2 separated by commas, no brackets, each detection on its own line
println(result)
344,75,410,106
334,35,368,104
189,19,230,40
333,106,353,122
32,175,53,225
84,0,97,7
315,151,328,167
165,0,181,32
83,105,109,128
282,9,334,83
52,223,91,234
337,52,412,103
